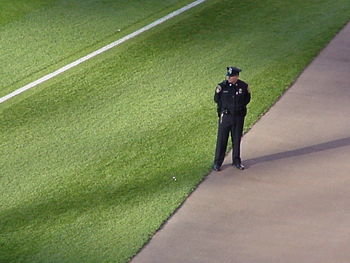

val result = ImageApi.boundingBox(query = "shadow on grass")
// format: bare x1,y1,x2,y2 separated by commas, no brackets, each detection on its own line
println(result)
244,136,350,168
1,175,162,231
0,158,201,262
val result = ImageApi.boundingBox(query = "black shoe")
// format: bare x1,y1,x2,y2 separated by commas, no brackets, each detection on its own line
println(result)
233,163,245,170
212,164,221,171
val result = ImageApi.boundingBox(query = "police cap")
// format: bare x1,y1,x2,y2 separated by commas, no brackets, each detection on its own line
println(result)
226,66,241,76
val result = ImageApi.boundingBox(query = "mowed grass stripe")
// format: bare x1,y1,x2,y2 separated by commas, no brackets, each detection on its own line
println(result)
0,0,56,26
0,0,196,97
0,0,206,104
1,0,350,263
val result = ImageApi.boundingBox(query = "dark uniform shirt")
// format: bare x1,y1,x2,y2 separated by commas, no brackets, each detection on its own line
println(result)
214,79,251,117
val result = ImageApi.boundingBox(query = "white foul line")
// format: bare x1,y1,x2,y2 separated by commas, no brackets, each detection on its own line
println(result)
0,0,206,104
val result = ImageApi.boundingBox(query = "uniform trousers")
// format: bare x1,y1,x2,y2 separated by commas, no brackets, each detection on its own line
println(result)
214,113,245,167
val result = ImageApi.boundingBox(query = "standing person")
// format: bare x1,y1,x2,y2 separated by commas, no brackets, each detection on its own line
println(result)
213,67,251,171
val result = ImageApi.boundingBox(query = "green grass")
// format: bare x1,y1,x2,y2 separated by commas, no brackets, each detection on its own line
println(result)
0,0,194,97
0,0,55,26
1,0,350,262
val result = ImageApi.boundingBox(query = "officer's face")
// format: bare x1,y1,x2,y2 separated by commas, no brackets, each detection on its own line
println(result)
228,75,239,83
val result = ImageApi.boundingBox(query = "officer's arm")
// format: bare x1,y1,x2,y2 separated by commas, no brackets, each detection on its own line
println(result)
214,85,222,117
245,86,251,105
214,85,221,103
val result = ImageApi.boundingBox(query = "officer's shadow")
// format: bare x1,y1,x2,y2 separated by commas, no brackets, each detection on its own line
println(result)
242,136,350,169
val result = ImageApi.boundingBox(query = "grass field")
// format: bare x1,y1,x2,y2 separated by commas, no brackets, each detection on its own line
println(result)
1,0,350,262
0,0,194,97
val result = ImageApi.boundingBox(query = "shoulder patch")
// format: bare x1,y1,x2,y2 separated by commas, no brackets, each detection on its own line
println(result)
216,85,222,93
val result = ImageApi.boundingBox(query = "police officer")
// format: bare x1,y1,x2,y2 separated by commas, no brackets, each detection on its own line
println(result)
213,67,251,171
